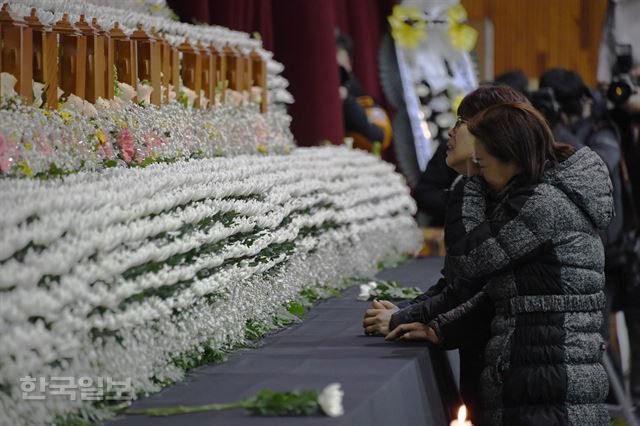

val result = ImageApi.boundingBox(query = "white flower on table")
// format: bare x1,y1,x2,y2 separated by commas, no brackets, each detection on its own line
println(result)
317,383,344,417
357,281,377,301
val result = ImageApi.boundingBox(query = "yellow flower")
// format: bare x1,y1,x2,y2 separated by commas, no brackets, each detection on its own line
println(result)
23,142,33,151
96,129,107,145
447,4,468,25
447,4,477,52
448,23,478,52
388,5,427,49
18,160,33,177
257,145,267,154
59,112,72,124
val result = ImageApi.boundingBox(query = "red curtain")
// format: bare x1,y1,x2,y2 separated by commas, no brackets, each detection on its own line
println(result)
167,0,396,147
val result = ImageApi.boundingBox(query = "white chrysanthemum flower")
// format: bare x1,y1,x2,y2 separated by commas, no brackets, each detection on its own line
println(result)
32,81,45,108
137,83,154,105
181,86,197,108
117,82,137,103
0,72,17,97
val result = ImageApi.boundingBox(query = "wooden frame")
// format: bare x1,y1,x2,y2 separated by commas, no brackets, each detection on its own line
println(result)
178,39,202,107
0,4,33,103
131,24,161,105
110,22,137,96
54,14,86,99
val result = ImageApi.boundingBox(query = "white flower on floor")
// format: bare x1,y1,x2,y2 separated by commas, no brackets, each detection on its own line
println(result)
317,383,344,417
357,281,378,301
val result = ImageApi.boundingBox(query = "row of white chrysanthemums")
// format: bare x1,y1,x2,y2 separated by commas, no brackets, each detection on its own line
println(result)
0,146,422,426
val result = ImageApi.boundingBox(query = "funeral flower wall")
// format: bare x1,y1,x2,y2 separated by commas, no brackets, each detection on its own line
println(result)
0,146,422,425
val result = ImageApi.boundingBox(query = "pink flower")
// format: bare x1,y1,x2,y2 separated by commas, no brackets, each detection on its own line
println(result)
0,135,11,174
134,147,145,164
37,137,53,157
143,133,154,156
117,127,135,164
97,141,114,161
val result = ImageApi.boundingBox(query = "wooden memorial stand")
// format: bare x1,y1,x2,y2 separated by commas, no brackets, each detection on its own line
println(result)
0,4,33,103
154,30,170,104
110,22,137,96
210,43,226,104
178,39,202,108
131,24,161,105
197,40,215,108
241,48,252,94
223,43,242,92
250,51,267,113
24,8,57,108
54,14,86,99
74,15,104,102
91,18,114,100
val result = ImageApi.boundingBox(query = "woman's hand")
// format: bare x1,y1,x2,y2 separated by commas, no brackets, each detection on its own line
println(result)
385,322,439,343
362,300,398,336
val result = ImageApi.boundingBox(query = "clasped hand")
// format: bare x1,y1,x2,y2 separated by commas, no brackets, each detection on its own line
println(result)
362,300,439,343
362,300,397,336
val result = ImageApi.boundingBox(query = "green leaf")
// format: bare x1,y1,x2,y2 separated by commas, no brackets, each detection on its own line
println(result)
246,389,320,416
286,302,305,317
366,280,423,301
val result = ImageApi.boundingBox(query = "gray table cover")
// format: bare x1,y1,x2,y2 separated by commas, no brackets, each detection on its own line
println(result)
106,256,459,426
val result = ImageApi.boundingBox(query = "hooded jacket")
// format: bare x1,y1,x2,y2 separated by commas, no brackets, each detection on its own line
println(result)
429,148,613,425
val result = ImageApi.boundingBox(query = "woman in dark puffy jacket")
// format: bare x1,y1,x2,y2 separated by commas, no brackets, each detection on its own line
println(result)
387,102,613,425
365,86,531,419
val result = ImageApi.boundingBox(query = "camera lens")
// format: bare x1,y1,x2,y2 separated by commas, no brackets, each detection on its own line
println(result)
607,80,632,105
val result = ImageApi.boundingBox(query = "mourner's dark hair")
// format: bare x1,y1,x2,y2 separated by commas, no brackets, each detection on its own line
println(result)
468,102,575,182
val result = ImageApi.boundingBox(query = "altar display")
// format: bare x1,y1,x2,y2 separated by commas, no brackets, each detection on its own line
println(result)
0,1,422,424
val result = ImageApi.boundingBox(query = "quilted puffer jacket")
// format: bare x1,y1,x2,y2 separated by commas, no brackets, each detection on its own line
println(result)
430,148,613,425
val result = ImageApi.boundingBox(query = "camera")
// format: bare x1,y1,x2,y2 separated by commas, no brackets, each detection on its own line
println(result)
607,44,638,105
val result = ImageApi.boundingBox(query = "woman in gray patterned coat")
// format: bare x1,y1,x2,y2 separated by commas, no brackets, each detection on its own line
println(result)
388,102,613,425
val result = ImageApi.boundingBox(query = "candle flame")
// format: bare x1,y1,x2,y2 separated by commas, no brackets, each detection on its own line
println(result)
458,405,467,422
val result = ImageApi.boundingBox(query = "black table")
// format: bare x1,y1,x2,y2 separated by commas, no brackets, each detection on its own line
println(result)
107,256,459,426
